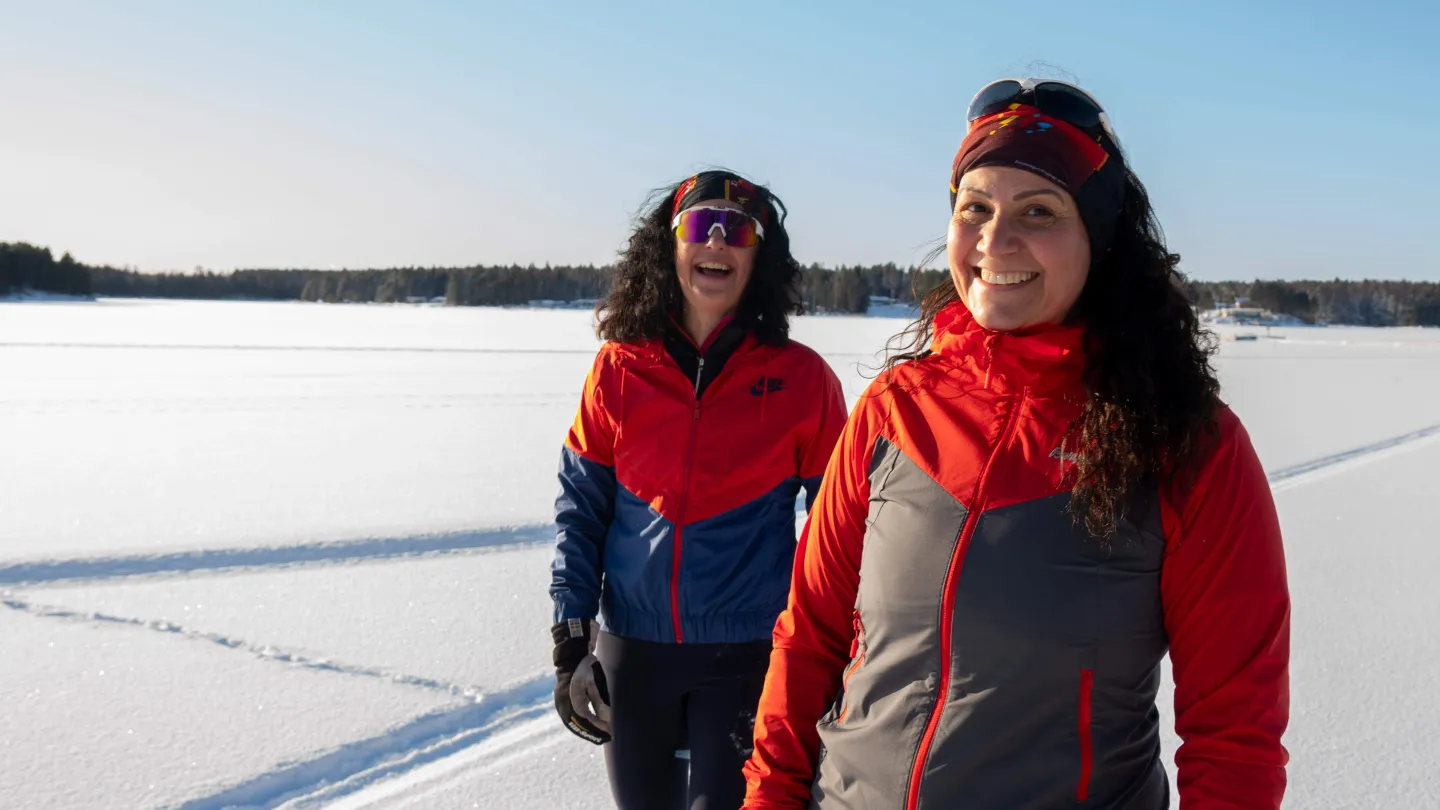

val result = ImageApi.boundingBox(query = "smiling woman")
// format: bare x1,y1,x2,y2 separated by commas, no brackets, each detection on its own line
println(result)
547,171,847,809
593,170,803,349
743,82,1291,810
671,200,762,344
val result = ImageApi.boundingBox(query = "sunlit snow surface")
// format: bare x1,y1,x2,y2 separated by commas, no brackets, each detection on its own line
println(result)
3,299,1438,809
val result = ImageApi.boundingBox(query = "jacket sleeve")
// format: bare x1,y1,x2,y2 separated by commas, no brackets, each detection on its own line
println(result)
798,360,848,512
1161,407,1290,809
550,350,618,624
743,382,881,809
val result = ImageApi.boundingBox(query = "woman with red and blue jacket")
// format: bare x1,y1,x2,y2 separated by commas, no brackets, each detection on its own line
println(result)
550,170,847,810
743,81,1290,809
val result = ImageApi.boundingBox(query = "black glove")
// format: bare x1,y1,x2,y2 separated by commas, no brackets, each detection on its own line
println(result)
552,618,612,745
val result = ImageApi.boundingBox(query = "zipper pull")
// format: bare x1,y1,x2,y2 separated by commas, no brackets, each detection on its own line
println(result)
983,333,1000,391
694,356,706,399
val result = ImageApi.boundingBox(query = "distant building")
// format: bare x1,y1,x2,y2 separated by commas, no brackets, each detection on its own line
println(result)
1200,302,1310,327
1209,303,1272,323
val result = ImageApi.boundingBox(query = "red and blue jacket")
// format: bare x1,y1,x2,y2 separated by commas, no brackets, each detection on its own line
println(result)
551,320,848,644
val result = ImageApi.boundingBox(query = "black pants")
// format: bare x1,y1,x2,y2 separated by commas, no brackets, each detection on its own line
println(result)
596,631,772,810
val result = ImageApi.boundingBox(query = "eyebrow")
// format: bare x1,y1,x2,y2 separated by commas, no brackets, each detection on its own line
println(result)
958,185,1065,202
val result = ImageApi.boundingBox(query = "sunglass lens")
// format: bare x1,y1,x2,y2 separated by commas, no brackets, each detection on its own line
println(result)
967,79,1024,123
1033,83,1104,131
673,211,694,242
719,211,759,247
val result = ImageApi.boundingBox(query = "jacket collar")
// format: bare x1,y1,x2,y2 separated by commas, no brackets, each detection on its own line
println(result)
929,300,1087,394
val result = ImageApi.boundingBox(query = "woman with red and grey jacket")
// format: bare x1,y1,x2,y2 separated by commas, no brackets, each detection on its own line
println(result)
550,170,847,810
743,81,1290,809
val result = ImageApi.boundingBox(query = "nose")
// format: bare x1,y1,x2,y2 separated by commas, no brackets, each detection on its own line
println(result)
704,225,729,250
977,215,1019,256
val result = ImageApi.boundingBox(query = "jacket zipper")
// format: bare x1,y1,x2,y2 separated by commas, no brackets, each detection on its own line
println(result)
670,356,706,644
1078,668,1094,802
835,610,866,723
904,388,1028,810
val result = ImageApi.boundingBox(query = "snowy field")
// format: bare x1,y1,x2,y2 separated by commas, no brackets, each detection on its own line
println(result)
3,298,1439,809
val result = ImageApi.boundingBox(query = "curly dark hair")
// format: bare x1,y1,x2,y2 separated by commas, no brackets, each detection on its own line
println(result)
886,168,1222,538
596,171,803,346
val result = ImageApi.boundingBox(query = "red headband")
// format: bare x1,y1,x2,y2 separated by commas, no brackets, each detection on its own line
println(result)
949,103,1124,258
950,104,1109,198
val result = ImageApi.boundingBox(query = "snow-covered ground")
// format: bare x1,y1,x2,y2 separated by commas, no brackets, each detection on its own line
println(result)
2,298,1438,809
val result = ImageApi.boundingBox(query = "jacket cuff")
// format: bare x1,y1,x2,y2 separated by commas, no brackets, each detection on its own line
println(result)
553,600,596,624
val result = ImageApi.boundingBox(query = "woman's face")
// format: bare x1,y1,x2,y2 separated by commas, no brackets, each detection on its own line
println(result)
674,199,757,323
947,165,1090,332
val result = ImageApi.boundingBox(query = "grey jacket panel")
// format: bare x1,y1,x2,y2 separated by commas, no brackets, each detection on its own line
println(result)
811,437,967,809
813,438,1170,809
921,491,1168,809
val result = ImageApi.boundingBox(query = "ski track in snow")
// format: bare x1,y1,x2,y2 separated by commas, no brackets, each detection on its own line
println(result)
2,590,557,809
7,425,1436,807
0,593,491,699
1,500,811,588
1265,421,1440,492
0,526,555,587
168,677,552,810
288,714,567,810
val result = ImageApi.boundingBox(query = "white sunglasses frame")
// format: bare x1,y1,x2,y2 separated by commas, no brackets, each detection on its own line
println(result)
670,205,765,243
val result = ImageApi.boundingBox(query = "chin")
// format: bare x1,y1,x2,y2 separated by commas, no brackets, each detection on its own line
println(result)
970,306,1043,333
691,288,739,306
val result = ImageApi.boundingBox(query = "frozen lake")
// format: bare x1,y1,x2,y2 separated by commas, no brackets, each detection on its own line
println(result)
3,298,1439,809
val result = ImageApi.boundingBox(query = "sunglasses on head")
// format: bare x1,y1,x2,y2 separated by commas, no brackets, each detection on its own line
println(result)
671,206,765,248
967,78,1117,143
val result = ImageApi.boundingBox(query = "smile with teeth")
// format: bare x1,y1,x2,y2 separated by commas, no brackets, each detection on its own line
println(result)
975,268,1039,286
695,262,734,278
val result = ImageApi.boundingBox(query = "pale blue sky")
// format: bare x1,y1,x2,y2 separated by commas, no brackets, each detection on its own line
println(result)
1,1,1436,280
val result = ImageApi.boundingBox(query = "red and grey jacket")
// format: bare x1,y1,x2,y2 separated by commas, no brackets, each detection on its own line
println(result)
743,302,1290,809
551,319,847,645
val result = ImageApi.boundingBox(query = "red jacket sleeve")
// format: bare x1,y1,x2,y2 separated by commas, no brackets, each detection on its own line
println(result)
1161,407,1290,809
565,348,618,465
742,382,883,809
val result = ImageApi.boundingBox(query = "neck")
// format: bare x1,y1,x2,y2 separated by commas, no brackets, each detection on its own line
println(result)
683,308,728,348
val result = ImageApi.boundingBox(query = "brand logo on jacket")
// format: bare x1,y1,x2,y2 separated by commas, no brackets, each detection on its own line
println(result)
751,377,786,395
1050,447,1083,465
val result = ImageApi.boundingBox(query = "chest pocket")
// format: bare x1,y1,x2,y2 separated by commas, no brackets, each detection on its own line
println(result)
959,489,1167,666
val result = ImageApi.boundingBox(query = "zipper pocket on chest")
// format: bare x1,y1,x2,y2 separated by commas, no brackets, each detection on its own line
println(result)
1077,668,1094,802
835,610,867,723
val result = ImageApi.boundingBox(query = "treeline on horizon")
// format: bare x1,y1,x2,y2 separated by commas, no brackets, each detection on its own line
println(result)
5,240,1440,327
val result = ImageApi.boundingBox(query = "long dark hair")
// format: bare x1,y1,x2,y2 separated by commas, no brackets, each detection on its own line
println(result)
885,169,1221,538
596,172,803,346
